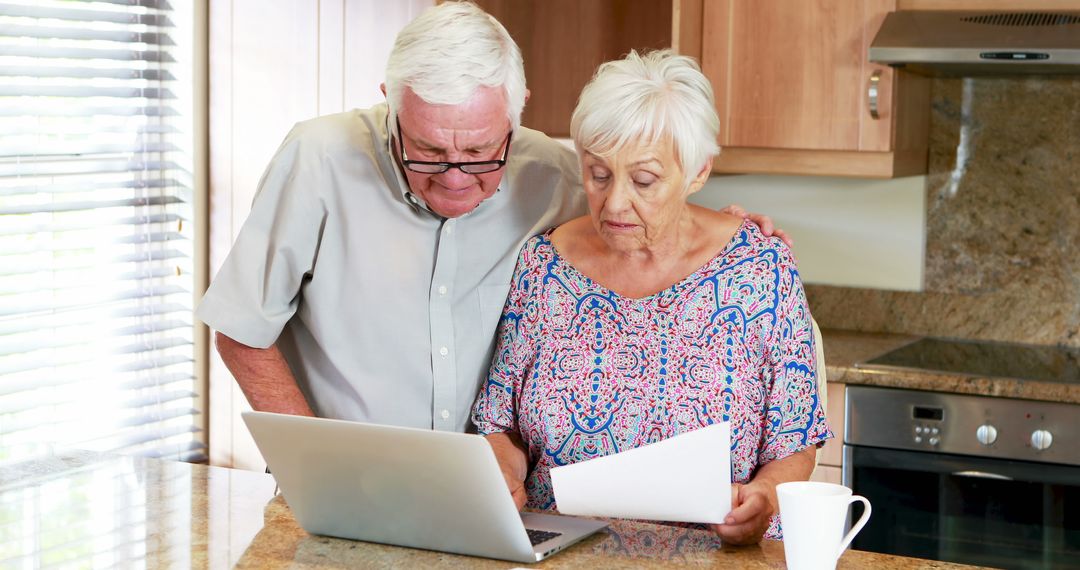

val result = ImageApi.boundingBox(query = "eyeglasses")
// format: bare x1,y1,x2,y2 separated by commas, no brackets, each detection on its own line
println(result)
396,119,513,175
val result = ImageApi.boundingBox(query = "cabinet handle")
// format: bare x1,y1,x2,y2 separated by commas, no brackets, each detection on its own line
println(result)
867,70,882,120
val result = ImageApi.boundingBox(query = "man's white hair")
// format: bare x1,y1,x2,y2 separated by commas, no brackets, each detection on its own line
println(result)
570,49,720,185
385,1,526,129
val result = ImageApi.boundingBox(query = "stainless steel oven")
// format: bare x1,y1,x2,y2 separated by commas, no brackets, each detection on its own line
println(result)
843,385,1080,569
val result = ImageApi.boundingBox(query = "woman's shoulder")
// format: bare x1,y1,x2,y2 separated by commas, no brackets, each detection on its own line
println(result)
691,206,743,254
512,217,595,282
516,228,562,269
547,216,593,252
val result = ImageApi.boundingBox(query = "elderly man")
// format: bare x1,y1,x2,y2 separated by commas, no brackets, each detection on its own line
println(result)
197,2,783,432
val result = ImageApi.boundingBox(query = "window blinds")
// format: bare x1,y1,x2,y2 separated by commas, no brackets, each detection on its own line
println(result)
0,0,204,464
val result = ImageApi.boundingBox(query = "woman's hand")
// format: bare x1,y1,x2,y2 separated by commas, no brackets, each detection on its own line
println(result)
720,204,793,248
708,480,777,545
484,432,529,510
708,447,818,545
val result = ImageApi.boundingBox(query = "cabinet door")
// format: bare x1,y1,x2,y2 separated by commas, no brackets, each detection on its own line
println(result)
475,0,672,138
705,0,895,152
696,0,929,177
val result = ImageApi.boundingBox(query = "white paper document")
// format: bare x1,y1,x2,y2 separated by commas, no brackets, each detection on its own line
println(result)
550,423,732,524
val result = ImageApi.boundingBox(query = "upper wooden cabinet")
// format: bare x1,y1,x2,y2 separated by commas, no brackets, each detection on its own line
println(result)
689,0,930,178
475,1,673,138
479,0,933,178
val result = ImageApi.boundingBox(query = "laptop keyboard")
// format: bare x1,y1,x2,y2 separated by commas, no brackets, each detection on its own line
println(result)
526,528,562,546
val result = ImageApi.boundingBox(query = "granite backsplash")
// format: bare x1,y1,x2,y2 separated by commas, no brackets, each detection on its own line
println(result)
806,77,1080,348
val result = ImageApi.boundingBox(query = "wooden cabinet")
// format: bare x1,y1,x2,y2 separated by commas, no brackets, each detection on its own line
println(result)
687,0,1080,176
480,0,1077,178
684,0,930,178
482,0,932,177
475,1,673,138
811,382,846,484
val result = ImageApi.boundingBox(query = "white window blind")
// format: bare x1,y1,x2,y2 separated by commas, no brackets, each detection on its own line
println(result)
0,0,203,464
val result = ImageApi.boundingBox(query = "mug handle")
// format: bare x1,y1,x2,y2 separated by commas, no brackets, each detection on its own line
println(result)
835,495,872,560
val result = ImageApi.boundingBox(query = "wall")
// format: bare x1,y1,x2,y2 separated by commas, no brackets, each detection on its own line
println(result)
691,175,927,291
806,77,1080,347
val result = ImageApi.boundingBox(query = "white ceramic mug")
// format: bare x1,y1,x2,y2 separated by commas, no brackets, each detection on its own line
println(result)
776,481,871,570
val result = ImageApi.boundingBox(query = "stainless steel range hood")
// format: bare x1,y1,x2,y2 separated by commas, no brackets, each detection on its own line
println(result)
870,10,1080,76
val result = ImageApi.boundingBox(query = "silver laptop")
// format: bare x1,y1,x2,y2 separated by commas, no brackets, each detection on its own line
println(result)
242,411,608,563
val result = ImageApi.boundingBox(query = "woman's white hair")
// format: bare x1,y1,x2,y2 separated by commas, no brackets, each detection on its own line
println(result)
570,49,720,184
385,1,526,129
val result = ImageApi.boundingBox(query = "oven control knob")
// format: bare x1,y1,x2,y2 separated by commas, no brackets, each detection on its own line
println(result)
1031,429,1053,451
976,424,998,446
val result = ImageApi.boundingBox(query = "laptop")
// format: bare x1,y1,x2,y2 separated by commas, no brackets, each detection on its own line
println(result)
242,411,608,563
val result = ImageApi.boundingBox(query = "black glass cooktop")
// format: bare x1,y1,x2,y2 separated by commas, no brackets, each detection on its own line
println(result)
856,337,1080,384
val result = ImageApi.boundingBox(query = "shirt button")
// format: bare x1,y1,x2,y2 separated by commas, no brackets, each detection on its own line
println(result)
444,224,454,235
440,409,450,420
437,285,447,296
439,346,449,357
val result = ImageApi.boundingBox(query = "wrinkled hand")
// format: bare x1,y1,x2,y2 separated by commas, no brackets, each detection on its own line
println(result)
500,462,528,511
720,204,793,248
708,481,777,545
485,433,529,510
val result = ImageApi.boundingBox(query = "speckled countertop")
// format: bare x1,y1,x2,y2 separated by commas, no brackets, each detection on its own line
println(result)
821,329,1080,405
2,452,981,569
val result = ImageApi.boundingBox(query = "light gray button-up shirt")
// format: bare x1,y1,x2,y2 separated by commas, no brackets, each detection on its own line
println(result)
197,104,586,432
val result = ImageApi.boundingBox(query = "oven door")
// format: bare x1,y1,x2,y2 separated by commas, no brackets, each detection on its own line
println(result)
843,444,1080,569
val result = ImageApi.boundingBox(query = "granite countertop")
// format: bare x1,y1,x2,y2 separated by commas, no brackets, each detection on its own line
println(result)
1,452,981,569
821,329,1080,404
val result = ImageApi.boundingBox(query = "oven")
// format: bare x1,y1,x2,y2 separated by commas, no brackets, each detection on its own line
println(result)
842,385,1080,569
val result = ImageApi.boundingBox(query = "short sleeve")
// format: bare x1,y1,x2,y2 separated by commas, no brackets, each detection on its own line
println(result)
471,238,543,435
195,125,327,348
759,246,833,464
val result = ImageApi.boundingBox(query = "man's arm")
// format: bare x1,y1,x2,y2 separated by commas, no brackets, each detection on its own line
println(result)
215,332,315,416
485,432,529,510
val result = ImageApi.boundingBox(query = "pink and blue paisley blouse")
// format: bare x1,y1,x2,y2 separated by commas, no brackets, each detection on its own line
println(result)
472,220,832,539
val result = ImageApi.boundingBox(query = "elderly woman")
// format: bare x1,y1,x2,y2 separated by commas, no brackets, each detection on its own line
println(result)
472,49,831,545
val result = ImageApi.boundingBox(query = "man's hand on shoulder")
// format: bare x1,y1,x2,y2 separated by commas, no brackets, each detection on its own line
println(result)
721,204,793,248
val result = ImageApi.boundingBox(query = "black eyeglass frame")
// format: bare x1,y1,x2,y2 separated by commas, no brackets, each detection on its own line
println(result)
396,119,513,175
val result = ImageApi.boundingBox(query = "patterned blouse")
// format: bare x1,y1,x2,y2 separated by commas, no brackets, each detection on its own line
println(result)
472,220,832,539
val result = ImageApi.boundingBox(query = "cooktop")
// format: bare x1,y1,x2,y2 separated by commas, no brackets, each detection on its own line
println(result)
855,337,1080,384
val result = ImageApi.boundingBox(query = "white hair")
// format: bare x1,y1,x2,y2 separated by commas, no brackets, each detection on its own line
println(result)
570,49,720,184
385,1,526,129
